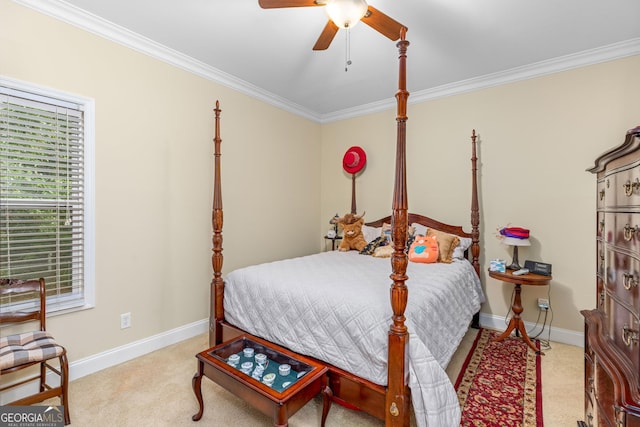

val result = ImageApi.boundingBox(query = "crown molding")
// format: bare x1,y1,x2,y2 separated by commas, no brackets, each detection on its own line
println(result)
320,37,640,123
12,0,322,122
408,37,640,106
13,1,640,124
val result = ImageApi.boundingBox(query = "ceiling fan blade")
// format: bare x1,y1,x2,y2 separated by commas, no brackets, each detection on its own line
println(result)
313,20,339,50
361,5,407,41
258,0,321,8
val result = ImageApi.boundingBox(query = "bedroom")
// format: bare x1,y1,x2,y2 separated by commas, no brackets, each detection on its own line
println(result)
1,0,640,425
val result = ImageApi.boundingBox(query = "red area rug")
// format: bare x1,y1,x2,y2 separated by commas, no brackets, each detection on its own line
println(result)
454,328,543,426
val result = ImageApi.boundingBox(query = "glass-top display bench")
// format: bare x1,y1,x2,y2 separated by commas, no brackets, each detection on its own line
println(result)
192,333,332,427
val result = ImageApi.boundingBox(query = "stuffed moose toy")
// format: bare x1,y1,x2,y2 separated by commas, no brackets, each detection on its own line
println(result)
333,212,367,252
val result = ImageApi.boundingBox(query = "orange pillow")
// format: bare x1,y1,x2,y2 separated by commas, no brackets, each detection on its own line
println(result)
426,229,460,263
408,234,439,263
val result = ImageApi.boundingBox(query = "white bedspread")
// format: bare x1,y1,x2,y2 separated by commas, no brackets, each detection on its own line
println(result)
223,250,485,427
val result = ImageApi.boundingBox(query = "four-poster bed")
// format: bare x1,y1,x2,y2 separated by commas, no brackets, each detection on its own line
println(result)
207,32,483,427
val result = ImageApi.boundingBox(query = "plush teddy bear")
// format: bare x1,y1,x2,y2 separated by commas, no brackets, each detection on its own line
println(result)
335,212,368,252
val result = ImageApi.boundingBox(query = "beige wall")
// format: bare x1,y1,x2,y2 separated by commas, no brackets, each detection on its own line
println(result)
321,55,640,333
1,0,321,361
3,0,640,364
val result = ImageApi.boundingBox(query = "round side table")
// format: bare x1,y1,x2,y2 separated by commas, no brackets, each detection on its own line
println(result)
488,269,552,355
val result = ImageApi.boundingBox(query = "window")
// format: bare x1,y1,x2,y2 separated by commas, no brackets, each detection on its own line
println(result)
0,77,94,313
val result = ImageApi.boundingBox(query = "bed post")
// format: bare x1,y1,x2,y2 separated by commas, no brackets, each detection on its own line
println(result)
469,129,481,329
387,28,411,427
210,101,224,347
470,129,480,277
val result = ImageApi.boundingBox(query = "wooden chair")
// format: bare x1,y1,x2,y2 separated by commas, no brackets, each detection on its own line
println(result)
0,278,70,425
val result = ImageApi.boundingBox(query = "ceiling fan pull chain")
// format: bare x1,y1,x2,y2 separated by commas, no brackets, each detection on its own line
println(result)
345,28,352,72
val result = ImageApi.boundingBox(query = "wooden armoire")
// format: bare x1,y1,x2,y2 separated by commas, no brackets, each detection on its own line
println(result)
582,125,640,427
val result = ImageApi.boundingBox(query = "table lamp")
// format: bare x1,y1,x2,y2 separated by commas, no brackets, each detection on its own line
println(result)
502,236,531,270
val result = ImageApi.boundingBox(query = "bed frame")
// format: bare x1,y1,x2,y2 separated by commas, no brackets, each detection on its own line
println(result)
208,30,481,427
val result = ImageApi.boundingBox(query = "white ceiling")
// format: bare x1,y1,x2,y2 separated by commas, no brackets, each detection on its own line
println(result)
18,0,640,122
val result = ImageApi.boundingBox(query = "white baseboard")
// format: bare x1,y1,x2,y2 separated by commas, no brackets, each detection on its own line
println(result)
478,312,584,348
69,318,208,381
0,318,208,404
1,314,582,404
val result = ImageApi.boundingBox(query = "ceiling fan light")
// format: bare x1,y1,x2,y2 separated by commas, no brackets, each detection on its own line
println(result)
325,0,368,29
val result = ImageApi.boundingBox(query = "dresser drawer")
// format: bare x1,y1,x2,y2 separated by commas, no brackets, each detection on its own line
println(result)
595,357,618,427
604,295,640,374
605,248,640,314
605,162,640,209
604,212,640,252
598,179,606,210
628,411,640,427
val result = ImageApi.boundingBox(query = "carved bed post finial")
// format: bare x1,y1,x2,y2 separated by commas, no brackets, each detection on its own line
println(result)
470,130,480,278
210,100,225,347
387,32,411,427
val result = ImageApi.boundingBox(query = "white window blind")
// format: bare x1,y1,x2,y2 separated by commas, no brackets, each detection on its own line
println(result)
1,80,94,313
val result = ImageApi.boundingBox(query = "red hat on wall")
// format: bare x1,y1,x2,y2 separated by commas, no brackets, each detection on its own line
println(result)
343,146,367,174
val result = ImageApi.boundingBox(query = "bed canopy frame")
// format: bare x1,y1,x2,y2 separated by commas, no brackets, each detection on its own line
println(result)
208,29,480,427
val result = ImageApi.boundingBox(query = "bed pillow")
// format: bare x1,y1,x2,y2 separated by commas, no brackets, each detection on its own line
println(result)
408,234,439,263
360,236,386,255
452,236,473,260
411,222,428,236
361,225,381,243
426,229,460,263
417,224,472,261
373,245,394,258
381,223,393,244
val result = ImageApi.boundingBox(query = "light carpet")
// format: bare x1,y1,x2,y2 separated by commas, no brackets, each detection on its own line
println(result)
39,327,583,426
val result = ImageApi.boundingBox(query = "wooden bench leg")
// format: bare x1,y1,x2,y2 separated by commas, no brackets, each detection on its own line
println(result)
192,361,204,421
321,385,333,427
274,405,288,427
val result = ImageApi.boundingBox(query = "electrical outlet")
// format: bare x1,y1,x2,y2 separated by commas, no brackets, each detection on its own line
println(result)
537,298,549,309
120,312,131,329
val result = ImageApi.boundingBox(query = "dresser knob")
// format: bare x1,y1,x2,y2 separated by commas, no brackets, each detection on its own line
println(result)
599,220,605,233
623,224,638,241
600,189,606,200
623,273,639,290
623,178,640,196
622,325,639,346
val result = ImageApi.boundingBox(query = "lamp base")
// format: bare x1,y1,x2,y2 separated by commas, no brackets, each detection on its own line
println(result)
507,246,521,271
507,261,522,271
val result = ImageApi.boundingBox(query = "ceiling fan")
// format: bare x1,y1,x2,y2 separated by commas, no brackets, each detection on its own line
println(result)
258,0,407,50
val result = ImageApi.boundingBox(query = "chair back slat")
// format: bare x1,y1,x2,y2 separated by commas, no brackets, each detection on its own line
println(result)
0,278,46,331
0,311,41,324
